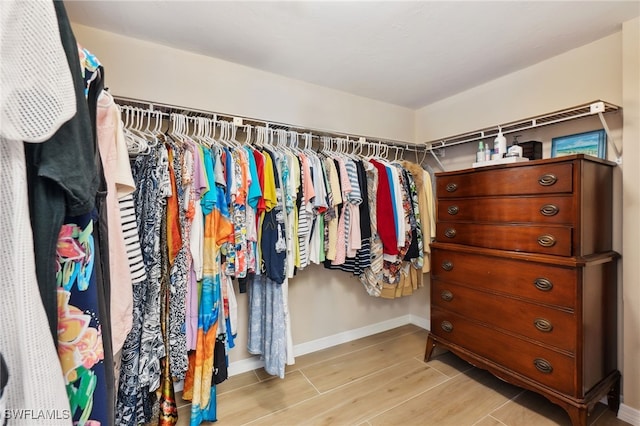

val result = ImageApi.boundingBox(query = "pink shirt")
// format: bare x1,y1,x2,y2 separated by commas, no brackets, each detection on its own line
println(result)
97,92,135,354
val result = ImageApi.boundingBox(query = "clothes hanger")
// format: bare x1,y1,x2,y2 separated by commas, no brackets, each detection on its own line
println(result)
241,124,251,146
303,133,315,156
328,137,339,159
215,120,228,148
279,129,288,152
362,141,372,159
393,146,401,163
419,146,428,165
340,138,349,159
345,138,355,159
253,126,264,149
352,138,360,159
184,116,203,149
145,109,166,148
355,139,367,160
268,128,276,148
231,122,242,148
288,131,300,154
243,124,253,146
229,122,242,149
122,106,150,155
370,141,380,160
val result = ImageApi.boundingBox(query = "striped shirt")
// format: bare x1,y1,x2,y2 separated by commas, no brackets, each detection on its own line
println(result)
118,194,147,284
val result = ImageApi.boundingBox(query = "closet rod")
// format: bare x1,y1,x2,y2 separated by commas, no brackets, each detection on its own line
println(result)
423,100,620,152
112,95,425,152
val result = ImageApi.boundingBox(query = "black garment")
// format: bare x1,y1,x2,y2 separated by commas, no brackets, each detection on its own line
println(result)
237,272,255,294
403,169,420,261
324,160,371,275
293,155,303,276
25,0,99,343
259,148,286,285
0,352,6,426
213,336,228,385
0,352,8,397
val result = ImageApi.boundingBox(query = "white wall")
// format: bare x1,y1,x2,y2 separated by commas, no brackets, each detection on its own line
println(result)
70,23,421,367
414,33,623,143
71,24,414,144
621,16,640,421
71,19,640,418
415,22,639,420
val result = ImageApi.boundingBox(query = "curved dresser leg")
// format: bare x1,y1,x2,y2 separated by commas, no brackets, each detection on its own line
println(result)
424,334,436,362
565,406,587,426
607,374,621,414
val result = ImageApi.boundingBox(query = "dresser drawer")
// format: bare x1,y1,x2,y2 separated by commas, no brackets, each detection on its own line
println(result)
437,195,575,224
437,163,573,198
436,222,573,256
431,248,577,309
431,307,577,396
432,280,577,353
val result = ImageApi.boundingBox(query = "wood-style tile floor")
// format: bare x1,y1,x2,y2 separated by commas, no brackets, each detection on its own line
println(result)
175,324,629,426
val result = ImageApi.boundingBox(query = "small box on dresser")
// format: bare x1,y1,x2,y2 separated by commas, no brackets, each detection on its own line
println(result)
424,154,620,426
518,140,543,160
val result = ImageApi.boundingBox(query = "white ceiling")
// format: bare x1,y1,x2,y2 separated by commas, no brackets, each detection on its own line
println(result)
65,1,640,109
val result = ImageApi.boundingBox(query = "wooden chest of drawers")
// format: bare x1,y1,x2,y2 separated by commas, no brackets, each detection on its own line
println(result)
424,155,620,426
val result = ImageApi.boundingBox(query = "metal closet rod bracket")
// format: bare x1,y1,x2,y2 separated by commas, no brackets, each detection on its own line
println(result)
422,100,622,167
591,101,622,165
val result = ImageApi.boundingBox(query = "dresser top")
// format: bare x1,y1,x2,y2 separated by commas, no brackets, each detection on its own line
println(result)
436,154,617,177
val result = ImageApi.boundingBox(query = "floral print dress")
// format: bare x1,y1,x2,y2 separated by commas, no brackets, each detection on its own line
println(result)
56,211,108,425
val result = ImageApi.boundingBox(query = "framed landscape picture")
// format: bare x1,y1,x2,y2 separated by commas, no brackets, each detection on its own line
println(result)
551,129,607,159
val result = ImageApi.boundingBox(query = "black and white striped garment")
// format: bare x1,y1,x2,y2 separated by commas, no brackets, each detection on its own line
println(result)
297,154,310,269
118,193,147,284
324,160,371,276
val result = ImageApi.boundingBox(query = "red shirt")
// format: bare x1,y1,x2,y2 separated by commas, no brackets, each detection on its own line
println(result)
370,159,398,256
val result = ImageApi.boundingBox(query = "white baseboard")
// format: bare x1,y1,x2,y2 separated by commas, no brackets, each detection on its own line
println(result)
618,403,640,425
179,316,639,426
227,314,429,377
227,356,266,377
175,314,427,392
410,314,429,330
174,316,639,426
292,314,413,357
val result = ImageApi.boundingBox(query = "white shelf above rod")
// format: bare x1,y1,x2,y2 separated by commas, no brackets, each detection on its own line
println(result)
424,100,621,164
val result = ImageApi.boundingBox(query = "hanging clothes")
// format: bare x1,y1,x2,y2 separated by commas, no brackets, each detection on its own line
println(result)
182,144,232,426
247,146,289,377
0,2,88,424
106,102,436,425
402,160,436,275
24,0,100,349
166,141,190,380
0,138,73,426
56,211,110,424
97,91,136,356
116,144,171,425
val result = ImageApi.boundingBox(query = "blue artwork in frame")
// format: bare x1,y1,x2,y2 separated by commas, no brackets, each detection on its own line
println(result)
551,129,607,159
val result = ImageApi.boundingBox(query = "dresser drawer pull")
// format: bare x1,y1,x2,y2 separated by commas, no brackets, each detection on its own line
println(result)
441,261,453,271
533,318,554,333
540,204,559,216
533,358,554,374
538,174,558,186
537,234,556,247
447,205,459,215
444,228,457,238
534,278,553,292
441,290,454,302
445,183,458,193
441,321,453,333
